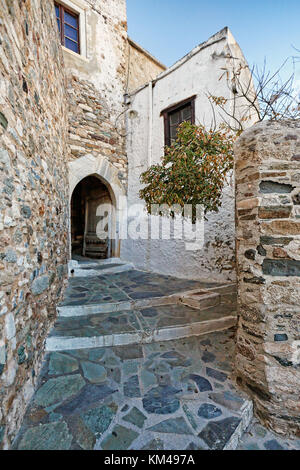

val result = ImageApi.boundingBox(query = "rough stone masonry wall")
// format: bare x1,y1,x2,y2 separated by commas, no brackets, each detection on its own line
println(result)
235,120,300,437
67,77,127,189
127,39,166,93
63,0,128,190
0,0,69,449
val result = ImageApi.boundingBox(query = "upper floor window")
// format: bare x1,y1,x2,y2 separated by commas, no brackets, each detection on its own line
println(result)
162,96,196,146
55,2,80,54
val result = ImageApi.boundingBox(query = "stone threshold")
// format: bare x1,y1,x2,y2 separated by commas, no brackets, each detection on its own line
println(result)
68,258,134,278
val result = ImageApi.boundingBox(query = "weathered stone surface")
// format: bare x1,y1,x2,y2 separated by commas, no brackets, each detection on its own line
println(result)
198,417,241,449
114,345,143,360
18,421,72,450
0,112,8,130
81,405,115,438
123,407,147,429
264,439,284,450
141,438,164,450
189,374,213,392
209,391,245,412
260,236,293,246
81,362,107,384
124,375,141,397
143,386,181,414
260,181,294,194
34,375,85,407
147,417,192,435
263,259,300,277
235,120,300,437
101,425,138,450
258,206,292,219
206,368,227,383
67,416,96,450
54,384,116,416
198,403,222,419
31,275,50,296
49,353,78,376
274,334,288,342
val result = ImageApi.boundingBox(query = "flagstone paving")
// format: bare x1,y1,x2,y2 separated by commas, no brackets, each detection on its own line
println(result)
48,303,235,340
12,326,300,451
11,264,300,450
60,270,221,307
13,329,254,450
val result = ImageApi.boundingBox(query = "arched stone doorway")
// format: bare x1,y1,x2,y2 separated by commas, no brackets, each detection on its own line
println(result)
71,175,113,259
68,154,127,260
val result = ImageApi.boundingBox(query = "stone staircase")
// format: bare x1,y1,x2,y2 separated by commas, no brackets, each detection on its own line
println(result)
46,259,237,353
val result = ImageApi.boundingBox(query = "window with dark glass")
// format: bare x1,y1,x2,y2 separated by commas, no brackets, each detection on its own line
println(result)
55,3,80,54
161,96,196,146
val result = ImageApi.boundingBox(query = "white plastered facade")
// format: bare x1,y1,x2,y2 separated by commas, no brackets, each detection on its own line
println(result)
122,27,256,282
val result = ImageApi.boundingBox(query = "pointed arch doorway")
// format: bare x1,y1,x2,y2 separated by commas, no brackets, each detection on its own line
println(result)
71,175,113,259
68,155,127,261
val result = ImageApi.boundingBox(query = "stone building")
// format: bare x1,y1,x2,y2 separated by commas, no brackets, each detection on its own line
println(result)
1,0,298,450
122,27,255,282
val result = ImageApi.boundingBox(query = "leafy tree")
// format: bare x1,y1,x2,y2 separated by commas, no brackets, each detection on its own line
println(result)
139,121,235,218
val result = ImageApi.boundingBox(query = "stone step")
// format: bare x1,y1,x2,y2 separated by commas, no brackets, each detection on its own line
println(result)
46,303,237,352
180,290,221,310
57,292,181,317
68,258,134,278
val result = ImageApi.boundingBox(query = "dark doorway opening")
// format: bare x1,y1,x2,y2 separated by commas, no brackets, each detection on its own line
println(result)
71,175,113,259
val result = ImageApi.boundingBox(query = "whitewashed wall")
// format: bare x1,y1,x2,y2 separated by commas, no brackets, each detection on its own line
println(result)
122,28,256,282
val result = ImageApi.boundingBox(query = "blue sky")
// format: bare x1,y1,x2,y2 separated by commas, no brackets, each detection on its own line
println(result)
127,0,300,88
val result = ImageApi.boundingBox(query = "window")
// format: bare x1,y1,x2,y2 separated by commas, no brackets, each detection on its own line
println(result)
161,96,196,146
55,2,80,54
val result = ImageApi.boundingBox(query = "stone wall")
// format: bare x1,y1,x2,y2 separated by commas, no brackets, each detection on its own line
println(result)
128,38,166,93
62,0,129,195
67,76,127,189
235,120,300,437
0,0,69,449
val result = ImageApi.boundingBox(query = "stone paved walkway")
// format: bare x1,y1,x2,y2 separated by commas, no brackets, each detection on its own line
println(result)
60,269,221,307
11,262,300,450
13,329,252,450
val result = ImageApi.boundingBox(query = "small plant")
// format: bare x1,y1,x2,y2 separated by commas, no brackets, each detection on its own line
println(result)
139,121,235,218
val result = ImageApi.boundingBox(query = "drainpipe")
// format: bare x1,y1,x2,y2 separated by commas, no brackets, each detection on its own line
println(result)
146,81,153,271
148,81,153,167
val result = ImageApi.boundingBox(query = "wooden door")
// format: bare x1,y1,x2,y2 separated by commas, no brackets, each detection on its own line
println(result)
83,196,111,259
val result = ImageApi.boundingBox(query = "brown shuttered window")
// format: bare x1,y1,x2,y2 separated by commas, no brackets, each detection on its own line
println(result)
161,96,196,147
55,3,80,54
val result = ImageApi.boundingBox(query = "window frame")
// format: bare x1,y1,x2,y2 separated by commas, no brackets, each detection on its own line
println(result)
55,1,81,55
161,96,196,147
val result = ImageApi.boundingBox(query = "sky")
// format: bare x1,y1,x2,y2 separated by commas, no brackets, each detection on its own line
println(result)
127,0,300,91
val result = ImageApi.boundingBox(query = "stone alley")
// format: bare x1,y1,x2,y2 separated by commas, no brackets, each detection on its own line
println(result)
11,259,300,450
